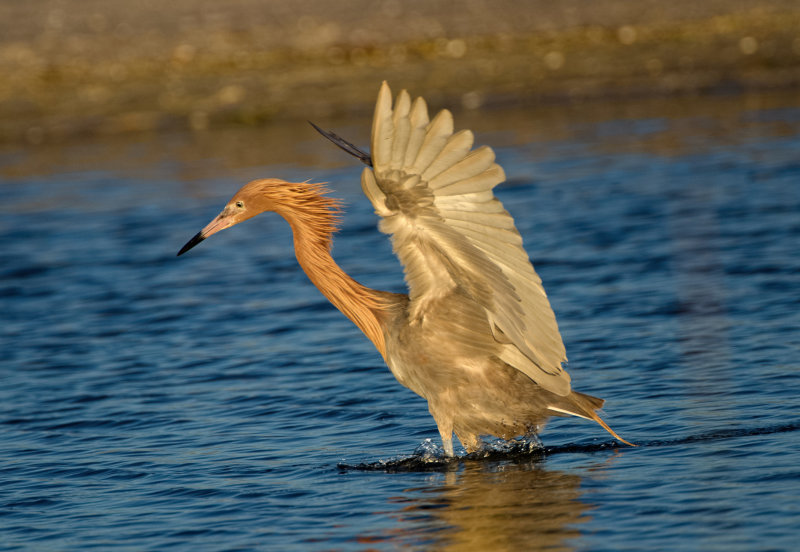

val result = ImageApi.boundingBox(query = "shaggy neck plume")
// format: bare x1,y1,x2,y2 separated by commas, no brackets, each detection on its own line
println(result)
273,183,390,357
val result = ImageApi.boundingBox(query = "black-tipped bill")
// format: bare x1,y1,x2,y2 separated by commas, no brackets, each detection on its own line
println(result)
177,213,233,256
177,231,206,256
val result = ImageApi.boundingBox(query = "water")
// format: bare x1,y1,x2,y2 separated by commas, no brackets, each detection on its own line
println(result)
1,92,799,551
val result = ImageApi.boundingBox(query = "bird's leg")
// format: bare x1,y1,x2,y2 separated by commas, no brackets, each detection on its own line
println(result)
440,432,455,457
432,414,455,457
455,430,481,454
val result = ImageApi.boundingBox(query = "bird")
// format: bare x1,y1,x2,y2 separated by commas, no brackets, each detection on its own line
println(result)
178,81,633,455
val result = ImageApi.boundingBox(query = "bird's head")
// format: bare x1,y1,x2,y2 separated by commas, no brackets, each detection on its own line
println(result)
177,178,339,256
177,178,287,256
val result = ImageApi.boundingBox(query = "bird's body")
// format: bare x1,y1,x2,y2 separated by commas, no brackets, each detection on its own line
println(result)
179,82,631,454
383,294,609,453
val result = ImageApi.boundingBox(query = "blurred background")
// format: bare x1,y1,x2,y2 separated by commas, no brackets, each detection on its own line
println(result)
2,2,799,550
1,0,799,145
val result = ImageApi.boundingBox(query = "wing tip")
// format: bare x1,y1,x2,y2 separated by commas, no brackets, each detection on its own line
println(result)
372,82,395,170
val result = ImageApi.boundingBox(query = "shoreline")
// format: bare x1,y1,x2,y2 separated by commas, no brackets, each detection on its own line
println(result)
1,2,798,146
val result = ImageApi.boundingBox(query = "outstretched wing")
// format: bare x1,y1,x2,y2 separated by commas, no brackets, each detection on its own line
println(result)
362,82,571,396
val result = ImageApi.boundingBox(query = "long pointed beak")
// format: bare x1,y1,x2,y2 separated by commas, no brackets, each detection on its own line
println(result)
177,230,205,256
177,213,233,256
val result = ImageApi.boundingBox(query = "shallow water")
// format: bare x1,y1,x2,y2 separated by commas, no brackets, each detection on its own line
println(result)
1,92,799,551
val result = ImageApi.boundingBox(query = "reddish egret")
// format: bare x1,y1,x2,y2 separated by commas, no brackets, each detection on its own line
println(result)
178,82,633,454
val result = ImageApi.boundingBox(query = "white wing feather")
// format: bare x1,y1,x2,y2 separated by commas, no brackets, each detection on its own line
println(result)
364,81,570,395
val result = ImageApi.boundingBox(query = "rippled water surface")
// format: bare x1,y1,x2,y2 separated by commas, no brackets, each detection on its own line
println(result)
2,93,799,551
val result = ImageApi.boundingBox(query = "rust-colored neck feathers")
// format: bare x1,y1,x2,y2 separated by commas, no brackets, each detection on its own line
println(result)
247,179,391,357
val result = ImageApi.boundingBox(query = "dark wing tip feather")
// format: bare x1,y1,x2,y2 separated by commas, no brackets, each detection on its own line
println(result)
309,121,373,167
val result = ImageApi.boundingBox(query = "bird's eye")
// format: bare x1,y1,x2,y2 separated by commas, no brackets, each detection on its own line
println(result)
235,201,244,208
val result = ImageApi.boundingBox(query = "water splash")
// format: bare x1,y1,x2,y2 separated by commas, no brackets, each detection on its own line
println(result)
413,438,449,461
470,433,545,457
339,423,800,472
339,434,547,472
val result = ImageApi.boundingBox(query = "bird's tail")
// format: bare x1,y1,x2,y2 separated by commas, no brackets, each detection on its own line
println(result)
547,391,636,446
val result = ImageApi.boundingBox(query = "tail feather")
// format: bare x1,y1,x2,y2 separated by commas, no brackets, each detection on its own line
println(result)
586,409,636,447
548,391,636,446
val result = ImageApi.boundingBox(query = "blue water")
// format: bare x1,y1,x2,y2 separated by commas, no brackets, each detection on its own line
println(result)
1,94,799,551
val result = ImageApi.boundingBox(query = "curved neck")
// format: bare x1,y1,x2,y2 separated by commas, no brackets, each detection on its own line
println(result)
281,211,390,358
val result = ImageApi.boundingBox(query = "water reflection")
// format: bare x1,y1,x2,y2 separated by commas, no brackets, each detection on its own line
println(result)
379,461,591,551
